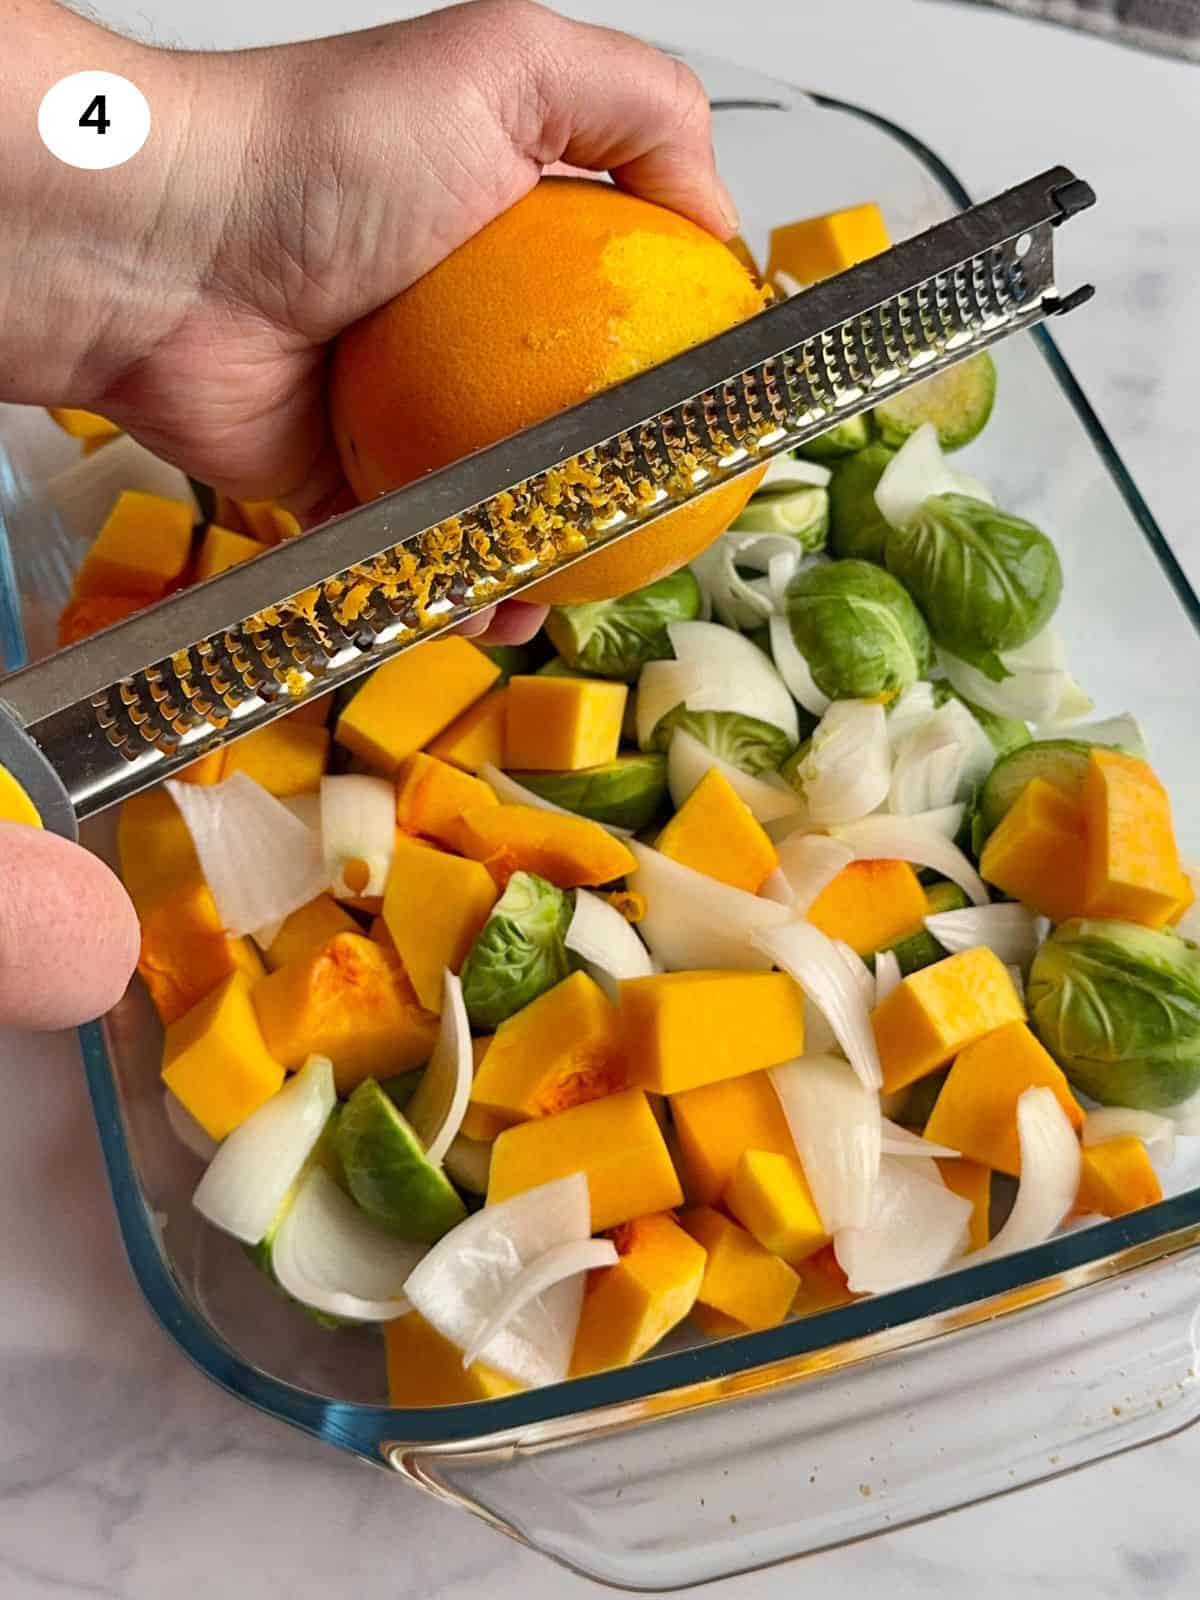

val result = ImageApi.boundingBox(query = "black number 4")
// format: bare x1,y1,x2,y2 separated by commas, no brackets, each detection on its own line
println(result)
79,94,111,135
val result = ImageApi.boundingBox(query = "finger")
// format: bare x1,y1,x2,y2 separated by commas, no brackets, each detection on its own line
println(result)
476,599,548,645
455,608,496,639
0,825,140,1030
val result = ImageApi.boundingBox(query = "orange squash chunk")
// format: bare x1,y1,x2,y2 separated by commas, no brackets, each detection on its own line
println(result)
335,638,500,775
57,593,144,646
806,859,927,957
871,947,1026,1094
655,768,777,893
426,688,508,774
979,778,1089,923
936,1158,992,1251
1080,749,1192,928
382,836,498,1012
73,490,193,599
117,788,204,918
680,1206,799,1334
137,880,264,1025
765,202,890,287
161,972,284,1141
571,1214,707,1376
223,721,330,796
193,524,263,580
622,970,805,1095
724,1149,828,1268
1077,1135,1162,1218
262,893,358,971
384,1311,521,1405
460,1036,510,1142
394,751,498,846
505,676,627,771
447,802,635,889
670,1070,794,1205
470,971,626,1122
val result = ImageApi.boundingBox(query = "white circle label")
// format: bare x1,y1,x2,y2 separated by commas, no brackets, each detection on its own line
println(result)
38,71,151,170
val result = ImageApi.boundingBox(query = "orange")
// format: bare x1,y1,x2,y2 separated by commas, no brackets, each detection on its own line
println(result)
331,178,766,604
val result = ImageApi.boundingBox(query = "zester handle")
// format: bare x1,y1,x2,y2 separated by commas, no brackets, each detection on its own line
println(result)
0,701,77,841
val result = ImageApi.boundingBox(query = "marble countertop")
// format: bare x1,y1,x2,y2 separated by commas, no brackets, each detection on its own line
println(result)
4,2,1198,1596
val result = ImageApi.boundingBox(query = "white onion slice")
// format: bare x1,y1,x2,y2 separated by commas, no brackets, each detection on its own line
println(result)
405,972,472,1168
759,868,795,907
833,939,876,1011
46,432,201,541
166,772,328,936
770,1055,881,1231
1007,964,1027,1002
874,422,995,530
164,1090,219,1163
636,660,704,749
754,922,882,1089
1033,711,1147,755
924,904,1045,968
904,802,967,841
835,1157,972,1293
1158,1088,1200,1136
969,1088,1081,1264
666,730,801,824
1173,862,1200,944
462,1239,618,1373
280,792,322,835
791,700,890,825
630,841,790,971
768,611,831,717
766,550,799,611
759,454,832,489
565,889,655,1002
874,949,902,1005
667,620,800,743
774,834,855,913
881,1117,959,1159
320,775,395,900
479,764,632,839
1082,1108,1175,1160
273,1166,424,1322
689,535,778,632
191,1055,336,1244
772,268,804,298
404,1173,591,1387
889,699,995,816
940,629,1073,724
833,813,989,907
886,682,938,751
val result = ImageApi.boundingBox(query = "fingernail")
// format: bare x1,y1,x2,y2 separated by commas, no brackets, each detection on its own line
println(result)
715,177,739,235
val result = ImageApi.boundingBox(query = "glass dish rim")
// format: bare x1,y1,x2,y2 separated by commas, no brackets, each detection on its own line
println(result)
41,77,1200,1457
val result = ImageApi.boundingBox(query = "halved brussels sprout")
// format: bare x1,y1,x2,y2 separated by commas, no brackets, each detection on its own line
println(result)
873,351,997,453
877,880,970,978
459,871,574,1032
482,639,550,684
797,415,872,461
785,558,932,703
827,443,896,563
651,706,799,777
510,754,668,833
730,483,829,550
544,569,702,681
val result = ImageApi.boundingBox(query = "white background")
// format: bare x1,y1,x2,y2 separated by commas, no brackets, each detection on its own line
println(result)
3,2,1199,1597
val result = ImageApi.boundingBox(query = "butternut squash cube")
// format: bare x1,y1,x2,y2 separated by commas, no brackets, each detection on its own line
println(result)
161,972,284,1140
622,970,805,1095
487,1088,682,1231
461,1036,511,1142
56,592,144,646
251,932,437,1093
570,1213,707,1376
669,1070,794,1205
795,1242,856,1314
426,688,508,773
117,788,203,917
724,1149,828,1267
47,406,120,441
74,490,193,599
137,880,264,1025
979,778,1089,923
935,1158,992,1251
1080,748,1192,927
262,894,358,971
924,1020,1082,1176
447,802,635,890
382,836,498,1012
394,751,498,846
384,1311,521,1406
806,859,927,957
229,499,302,545
471,971,626,1122
335,638,500,774
288,693,335,728
173,749,226,786
680,1206,800,1333
193,523,264,581
222,721,330,796
505,675,627,771
765,201,890,288
871,947,1026,1094
1077,1135,1163,1218
655,769,777,893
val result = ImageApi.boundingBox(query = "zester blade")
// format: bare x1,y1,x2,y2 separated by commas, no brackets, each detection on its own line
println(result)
0,165,1094,818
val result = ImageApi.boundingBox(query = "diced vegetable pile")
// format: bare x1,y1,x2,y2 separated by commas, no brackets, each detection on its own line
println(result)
55,204,1200,1407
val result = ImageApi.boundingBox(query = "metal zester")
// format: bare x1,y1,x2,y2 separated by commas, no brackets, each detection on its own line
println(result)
0,165,1095,836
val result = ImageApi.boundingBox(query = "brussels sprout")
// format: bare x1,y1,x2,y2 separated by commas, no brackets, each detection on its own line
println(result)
651,707,799,776
510,754,668,832
336,1080,467,1242
483,639,551,684
873,351,997,453
381,1069,423,1113
785,558,932,703
1028,919,1200,1109
975,738,1095,843
797,415,872,461
544,570,702,681
932,681,1030,759
827,443,896,563
884,494,1062,669
244,1108,350,1329
459,871,573,1031
731,483,829,551
537,656,584,677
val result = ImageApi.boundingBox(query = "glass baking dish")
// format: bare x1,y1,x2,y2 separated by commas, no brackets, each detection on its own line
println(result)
2,47,1200,1593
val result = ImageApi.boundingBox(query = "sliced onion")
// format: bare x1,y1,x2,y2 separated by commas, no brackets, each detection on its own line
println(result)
1033,711,1147,755
874,949,902,1005
833,939,876,1011
969,1087,1081,1263
636,660,704,749
1174,861,1200,944
404,1173,591,1387
835,1156,972,1292
1083,1108,1175,1160
874,422,995,530
886,682,938,751
192,1055,336,1244
881,1117,959,1159
46,432,200,541
1159,1088,1200,1136
768,611,831,717
770,1055,881,1231
164,1090,219,1162
924,903,1045,968
689,535,778,632
1007,964,1027,1002
273,1166,424,1322
666,729,801,824
667,620,800,743
791,700,890,825
405,972,472,1168
760,454,832,489
166,771,328,936
630,841,790,971
774,834,855,913
754,922,882,1089
767,550,799,611
904,802,967,841
462,1239,618,1374
773,268,804,298
320,775,395,900
280,792,322,835
889,699,995,816
940,630,1071,724
566,888,655,1002
832,812,989,907
479,763,632,839
759,868,795,907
